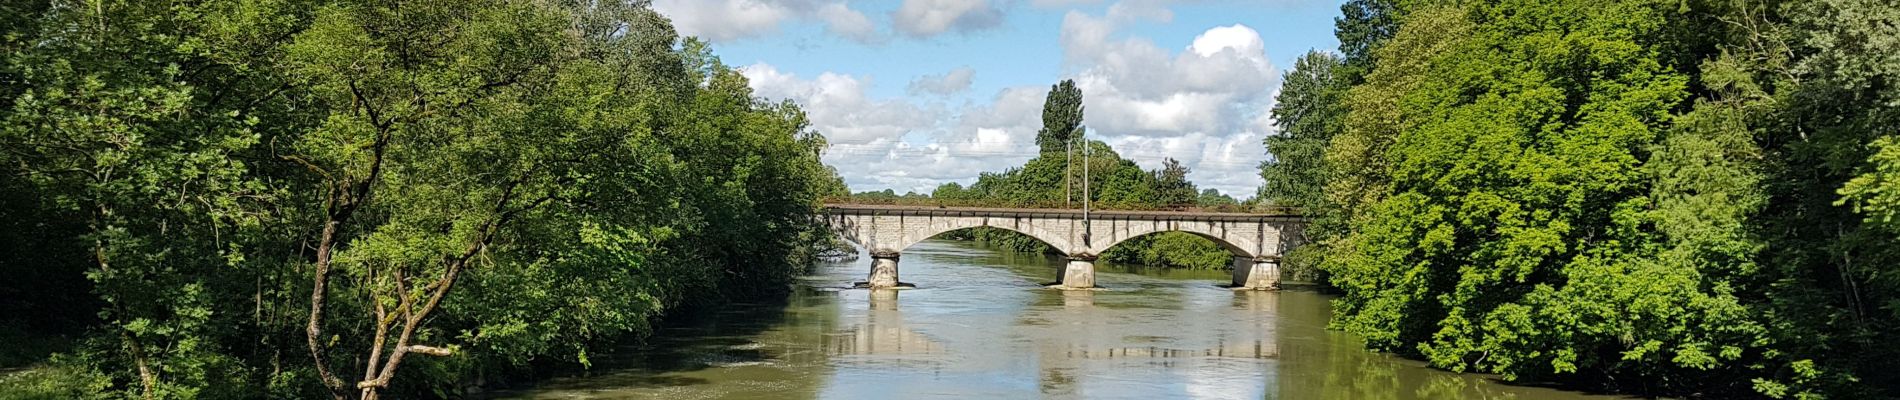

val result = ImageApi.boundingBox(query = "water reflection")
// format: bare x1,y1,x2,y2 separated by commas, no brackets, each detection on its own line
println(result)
494,240,1626,400
826,289,945,357
1061,289,1093,308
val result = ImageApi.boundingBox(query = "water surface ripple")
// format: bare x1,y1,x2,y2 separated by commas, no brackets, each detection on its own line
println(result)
497,240,1622,400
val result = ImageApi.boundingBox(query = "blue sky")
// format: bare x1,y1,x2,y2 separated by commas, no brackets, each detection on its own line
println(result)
655,0,1347,197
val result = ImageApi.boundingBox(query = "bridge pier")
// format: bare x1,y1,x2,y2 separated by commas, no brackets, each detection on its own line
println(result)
1055,254,1097,289
1231,256,1281,290
856,251,913,289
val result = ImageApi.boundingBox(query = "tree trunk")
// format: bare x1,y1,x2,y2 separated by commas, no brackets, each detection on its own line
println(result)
305,219,351,400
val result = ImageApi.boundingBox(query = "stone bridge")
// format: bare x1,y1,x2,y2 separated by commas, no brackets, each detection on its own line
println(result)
822,204,1306,290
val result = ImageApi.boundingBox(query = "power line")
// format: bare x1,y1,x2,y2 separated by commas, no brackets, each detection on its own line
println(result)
822,146,1270,162
819,149,1270,168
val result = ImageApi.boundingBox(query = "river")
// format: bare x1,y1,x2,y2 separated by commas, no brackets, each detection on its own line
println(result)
494,240,1623,399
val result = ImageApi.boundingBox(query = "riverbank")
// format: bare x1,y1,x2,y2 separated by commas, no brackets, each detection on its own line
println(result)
0,325,101,400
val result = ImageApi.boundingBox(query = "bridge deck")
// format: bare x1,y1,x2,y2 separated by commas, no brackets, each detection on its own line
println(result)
822,203,1303,221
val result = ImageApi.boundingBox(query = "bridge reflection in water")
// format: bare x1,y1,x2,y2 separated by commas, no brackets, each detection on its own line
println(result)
498,240,1619,400
1020,286,1283,399
807,283,1283,399
823,290,946,357
1038,290,1280,360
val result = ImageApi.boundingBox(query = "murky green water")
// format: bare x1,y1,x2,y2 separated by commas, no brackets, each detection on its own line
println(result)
495,240,1621,399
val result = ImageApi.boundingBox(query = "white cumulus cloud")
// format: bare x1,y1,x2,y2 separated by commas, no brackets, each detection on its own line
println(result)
1059,8,1280,196
1031,0,1103,7
741,63,1050,193
740,63,939,145
907,67,977,96
654,0,885,44
816,3,881,43
653,0,792,42
717,0,1289,197
892,0,1006,37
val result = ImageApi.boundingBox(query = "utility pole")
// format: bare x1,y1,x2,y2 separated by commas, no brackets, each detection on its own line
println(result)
1081,128,1091,248
1065,139,1073,208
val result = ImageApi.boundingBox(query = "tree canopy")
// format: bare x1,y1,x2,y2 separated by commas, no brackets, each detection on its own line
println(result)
1035,79,1084,154
1264,0,1900,397
0,1,841,398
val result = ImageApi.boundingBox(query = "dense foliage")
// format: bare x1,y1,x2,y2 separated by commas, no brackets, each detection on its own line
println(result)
1266,0,1900,397
1259,51,1343,211
0,1,842,398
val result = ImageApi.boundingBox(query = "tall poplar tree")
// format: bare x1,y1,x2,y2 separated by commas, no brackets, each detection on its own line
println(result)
1260,51,1345,209
1036,79,1084,154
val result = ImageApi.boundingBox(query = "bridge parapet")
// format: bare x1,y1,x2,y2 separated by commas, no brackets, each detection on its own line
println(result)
821,203,1301,221
818,197,1301,215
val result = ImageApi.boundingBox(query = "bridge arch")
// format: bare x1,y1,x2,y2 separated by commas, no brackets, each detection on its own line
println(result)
1093,230,1253,259
824,213,1079,257
896,217,1079,256
1079,218,1272,259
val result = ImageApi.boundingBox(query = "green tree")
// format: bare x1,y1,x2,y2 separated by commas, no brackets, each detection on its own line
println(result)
1153,158,1197,207
933,182,970,200
1036,79,1084,154
1261,51,1345,209
279,2,603,396
0,1,843,398
1754,0,1900,395
1333,0,1401,81
1196,189,1239,207
1,0,301,396
1321,5,1466,228
1295,0,1900,397
1317,0,1781,395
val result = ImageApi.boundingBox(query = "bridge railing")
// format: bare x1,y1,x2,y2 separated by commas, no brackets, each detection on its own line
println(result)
820,196,1302,215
